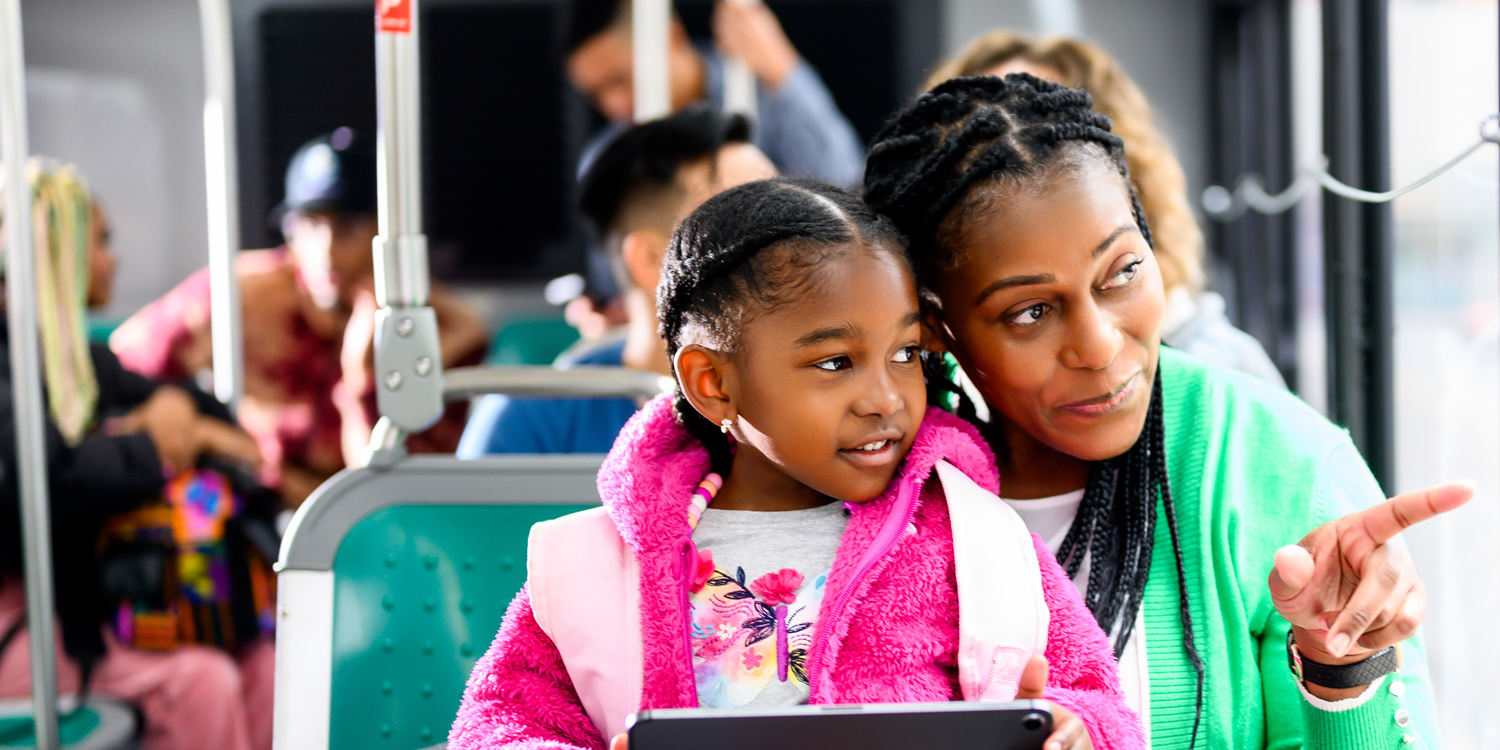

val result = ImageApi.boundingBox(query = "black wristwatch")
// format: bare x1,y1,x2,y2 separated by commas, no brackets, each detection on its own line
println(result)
1286,630,1402,690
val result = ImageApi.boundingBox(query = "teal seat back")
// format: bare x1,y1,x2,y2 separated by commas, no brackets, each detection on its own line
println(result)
487,318,580,366
327,503,590,750
275,454,609,750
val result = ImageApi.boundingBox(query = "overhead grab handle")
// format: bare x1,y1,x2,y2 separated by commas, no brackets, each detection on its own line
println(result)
1202,113,1499,221
198,0,245,411
0,0,62,747
370,0,444,435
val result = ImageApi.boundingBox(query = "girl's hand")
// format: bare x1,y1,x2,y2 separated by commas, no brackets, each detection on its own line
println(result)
1268,483,1472,698
1015,655,1093,750
609,734,628,750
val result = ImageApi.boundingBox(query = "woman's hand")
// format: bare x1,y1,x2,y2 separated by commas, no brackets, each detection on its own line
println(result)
1268,482,1473,699
713,0,799,88
193,418,264,469
1015,655,1092,750
109,385,200,476
609,734,628,750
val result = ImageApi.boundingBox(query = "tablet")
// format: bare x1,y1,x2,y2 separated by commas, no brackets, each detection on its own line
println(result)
628,700,1052,750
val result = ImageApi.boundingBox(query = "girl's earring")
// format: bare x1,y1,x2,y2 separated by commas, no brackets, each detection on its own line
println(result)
720,417,733,434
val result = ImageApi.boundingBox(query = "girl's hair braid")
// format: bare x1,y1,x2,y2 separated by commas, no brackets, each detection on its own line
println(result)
864,74,1199,747
657,177,906,475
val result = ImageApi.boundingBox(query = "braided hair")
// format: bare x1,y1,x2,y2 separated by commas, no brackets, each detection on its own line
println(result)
863,73,1203,746
657,177,906,475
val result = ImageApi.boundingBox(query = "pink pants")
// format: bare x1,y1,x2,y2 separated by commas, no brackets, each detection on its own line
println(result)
0,579,273,750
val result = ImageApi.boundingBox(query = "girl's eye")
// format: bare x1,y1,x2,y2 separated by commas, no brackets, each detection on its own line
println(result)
1102,259,1142,290
891,345,920,364
813,356,852,372
1008,303,1049,327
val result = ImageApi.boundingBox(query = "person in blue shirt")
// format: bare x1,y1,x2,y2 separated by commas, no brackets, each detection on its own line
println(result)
458,106,777,456
565,0,864,188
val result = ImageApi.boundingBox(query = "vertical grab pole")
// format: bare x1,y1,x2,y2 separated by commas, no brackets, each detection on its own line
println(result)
369,0,443,442
721,0,758,121
198,0,244,411
0,1,62,748
632,0,671,121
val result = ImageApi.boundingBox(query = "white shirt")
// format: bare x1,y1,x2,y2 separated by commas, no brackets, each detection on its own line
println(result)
1002,490,1152,746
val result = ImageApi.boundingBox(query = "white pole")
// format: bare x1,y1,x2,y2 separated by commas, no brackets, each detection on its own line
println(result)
721,0,757,121
198,0,244,412
370,0,443,435
0,0,61,747
632,0,671,122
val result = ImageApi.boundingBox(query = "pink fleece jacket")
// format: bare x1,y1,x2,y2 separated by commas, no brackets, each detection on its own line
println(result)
450,397,1143,750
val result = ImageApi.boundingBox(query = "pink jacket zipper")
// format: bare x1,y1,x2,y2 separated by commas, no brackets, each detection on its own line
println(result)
806,477,920,699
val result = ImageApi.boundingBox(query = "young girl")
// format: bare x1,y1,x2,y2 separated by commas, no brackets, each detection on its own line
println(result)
449,178,1142,750
862,74,1464,749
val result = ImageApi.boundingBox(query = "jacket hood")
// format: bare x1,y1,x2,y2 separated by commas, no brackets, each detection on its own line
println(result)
596,395,999,555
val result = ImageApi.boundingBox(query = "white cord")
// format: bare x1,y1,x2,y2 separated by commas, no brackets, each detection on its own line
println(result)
1203,113,1499,221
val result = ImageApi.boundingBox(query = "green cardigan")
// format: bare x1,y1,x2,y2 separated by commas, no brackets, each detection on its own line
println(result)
1145,348,1439,749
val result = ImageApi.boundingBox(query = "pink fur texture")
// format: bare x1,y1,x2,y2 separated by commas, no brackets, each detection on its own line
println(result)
450,395,1143,750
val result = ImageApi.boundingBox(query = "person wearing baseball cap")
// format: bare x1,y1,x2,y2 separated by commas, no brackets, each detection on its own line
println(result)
112,128,489,508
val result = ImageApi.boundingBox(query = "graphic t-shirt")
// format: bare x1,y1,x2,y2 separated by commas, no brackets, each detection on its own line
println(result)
687,502,848,708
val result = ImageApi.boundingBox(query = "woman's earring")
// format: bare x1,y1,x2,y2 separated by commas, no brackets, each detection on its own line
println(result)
720,418,733,434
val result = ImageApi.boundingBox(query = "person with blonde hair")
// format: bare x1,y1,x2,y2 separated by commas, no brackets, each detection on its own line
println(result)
0,161,274,750
927,31,1285,386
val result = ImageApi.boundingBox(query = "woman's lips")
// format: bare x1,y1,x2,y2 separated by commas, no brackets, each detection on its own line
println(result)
1058,371,1140,416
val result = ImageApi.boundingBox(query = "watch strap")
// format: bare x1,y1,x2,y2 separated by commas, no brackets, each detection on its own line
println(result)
1287,630,1401,690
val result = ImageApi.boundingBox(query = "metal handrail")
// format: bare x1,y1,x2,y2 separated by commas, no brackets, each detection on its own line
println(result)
0,0,60,746
441,365,673,402
198,0,244,411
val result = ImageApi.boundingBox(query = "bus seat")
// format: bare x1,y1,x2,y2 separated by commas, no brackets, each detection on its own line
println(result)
0,697,136,750
273,364,667,750
486,318,580,366
273,454,603,750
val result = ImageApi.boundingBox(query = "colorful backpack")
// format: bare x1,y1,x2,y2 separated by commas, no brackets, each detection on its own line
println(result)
99,467,278,651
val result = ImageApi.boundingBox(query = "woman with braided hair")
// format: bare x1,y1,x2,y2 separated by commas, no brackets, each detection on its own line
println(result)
0,161,274,750
863,74,1469,749
924,31,1285,388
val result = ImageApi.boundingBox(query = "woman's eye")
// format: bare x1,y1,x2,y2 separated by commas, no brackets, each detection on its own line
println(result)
891,345,920,364
1008,303,1049,327
813,356,852,372
1103,260,1142,290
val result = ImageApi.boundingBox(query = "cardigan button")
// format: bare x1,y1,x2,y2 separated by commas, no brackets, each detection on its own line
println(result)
1394,708,1411,727
1401,735,1414,745
1388,680,1406,698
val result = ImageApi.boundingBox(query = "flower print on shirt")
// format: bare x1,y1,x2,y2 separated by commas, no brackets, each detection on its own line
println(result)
689,565,828,708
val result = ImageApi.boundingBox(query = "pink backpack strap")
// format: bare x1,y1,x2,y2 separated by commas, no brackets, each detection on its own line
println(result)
936,460,1050,701
527,507,643,740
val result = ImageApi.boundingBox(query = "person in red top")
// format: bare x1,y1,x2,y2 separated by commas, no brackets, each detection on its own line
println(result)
111,128,488,507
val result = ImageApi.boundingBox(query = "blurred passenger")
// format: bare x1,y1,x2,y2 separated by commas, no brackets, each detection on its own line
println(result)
927,32,1286,387
566,0,863,187
0,162,274,750
111,129,488,507
458,106,775,456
